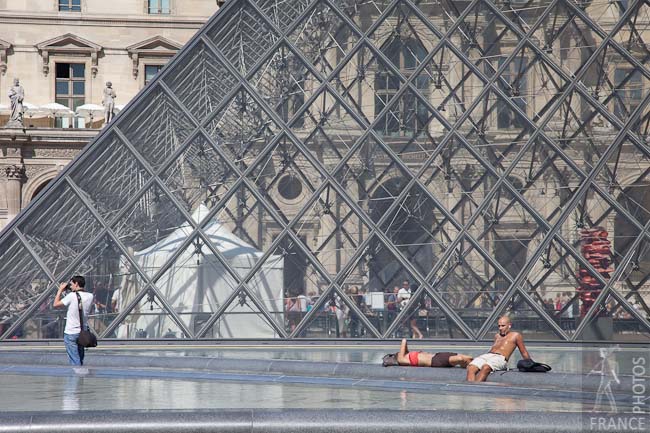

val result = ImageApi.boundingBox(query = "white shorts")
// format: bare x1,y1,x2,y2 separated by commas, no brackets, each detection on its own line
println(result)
469,353,507,372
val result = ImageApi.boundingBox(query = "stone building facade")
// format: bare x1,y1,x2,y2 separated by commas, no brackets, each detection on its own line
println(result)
0,0,219,228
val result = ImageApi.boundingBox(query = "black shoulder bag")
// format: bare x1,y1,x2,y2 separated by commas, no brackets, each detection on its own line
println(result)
517,358,551,372
76,292,98,348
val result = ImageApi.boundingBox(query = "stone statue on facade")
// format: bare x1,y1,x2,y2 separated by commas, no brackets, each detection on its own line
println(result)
102,81,117,125
6,78,25,128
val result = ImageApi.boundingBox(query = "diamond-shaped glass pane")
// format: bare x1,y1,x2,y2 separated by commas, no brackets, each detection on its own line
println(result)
288,0,360,76
432,239,514,334
164,40,239,123
613,233,650,302
291,181,368,277
204,287,283,338
373,87,449,164
536,3,606,80
508,138,582,225
160,133,239,222
205,88,283,173
414,43,487,123
118,84,196,170
206,1,279,75
245,233,331,335
592,136,650,224
419,135,498,220
465,183,548,250
113,289,188,339
112,183,191,279
253,0,314,33
70,132,151,224
333,135,411,209
247,134,322,223
293,88,368,172
379,184,458,277
498,43,570,124
462,90,534,175
250,43,321,126
449,1,523,74
368,2,440,72
151,233,273,338
542,90,622,176
19,181,104,278
0,233,51,337
576,293,650,342
330,43,405,125
206,183,285,252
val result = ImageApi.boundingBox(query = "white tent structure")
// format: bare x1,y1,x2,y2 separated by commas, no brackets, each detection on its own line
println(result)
118,206,284,339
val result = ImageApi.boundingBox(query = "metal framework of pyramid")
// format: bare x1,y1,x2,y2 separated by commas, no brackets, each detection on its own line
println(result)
2,0,650,342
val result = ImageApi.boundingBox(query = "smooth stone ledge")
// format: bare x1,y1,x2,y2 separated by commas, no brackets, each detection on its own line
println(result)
0,351,637,392
0,409,613,433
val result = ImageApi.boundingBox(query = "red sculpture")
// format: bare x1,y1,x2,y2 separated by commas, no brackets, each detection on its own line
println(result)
576,227,612,317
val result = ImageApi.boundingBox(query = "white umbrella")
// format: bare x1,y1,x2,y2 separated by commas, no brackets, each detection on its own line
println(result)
76,104,105,126
22,102,44,118
40,102,73,117
76,103,104,118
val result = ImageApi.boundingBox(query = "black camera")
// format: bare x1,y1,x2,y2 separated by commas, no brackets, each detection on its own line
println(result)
61,282,71,295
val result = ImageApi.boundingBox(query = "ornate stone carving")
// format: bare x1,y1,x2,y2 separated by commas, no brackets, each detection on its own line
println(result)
24,164,53,179
0,38,10,76
5,164,26,181
4,146,22,157
33,148,80,159
41,50,49,76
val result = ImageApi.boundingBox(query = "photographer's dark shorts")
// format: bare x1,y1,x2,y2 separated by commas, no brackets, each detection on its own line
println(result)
431,352,456,368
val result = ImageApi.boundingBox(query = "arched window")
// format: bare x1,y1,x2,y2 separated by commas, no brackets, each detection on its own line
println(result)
31,180,51,202
374,37,429,136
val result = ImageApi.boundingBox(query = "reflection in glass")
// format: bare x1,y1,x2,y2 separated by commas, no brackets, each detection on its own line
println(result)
3,0,650,342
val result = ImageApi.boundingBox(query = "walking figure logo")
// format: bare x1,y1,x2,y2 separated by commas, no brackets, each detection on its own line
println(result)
589,346,620,413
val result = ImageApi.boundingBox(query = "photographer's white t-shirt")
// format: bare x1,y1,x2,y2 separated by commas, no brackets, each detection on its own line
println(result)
61,291,94,335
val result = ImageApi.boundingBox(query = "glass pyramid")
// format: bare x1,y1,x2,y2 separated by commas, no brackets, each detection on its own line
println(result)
2,0,650,342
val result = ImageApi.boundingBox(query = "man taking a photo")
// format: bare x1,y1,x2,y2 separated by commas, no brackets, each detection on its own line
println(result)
53,276,94,366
